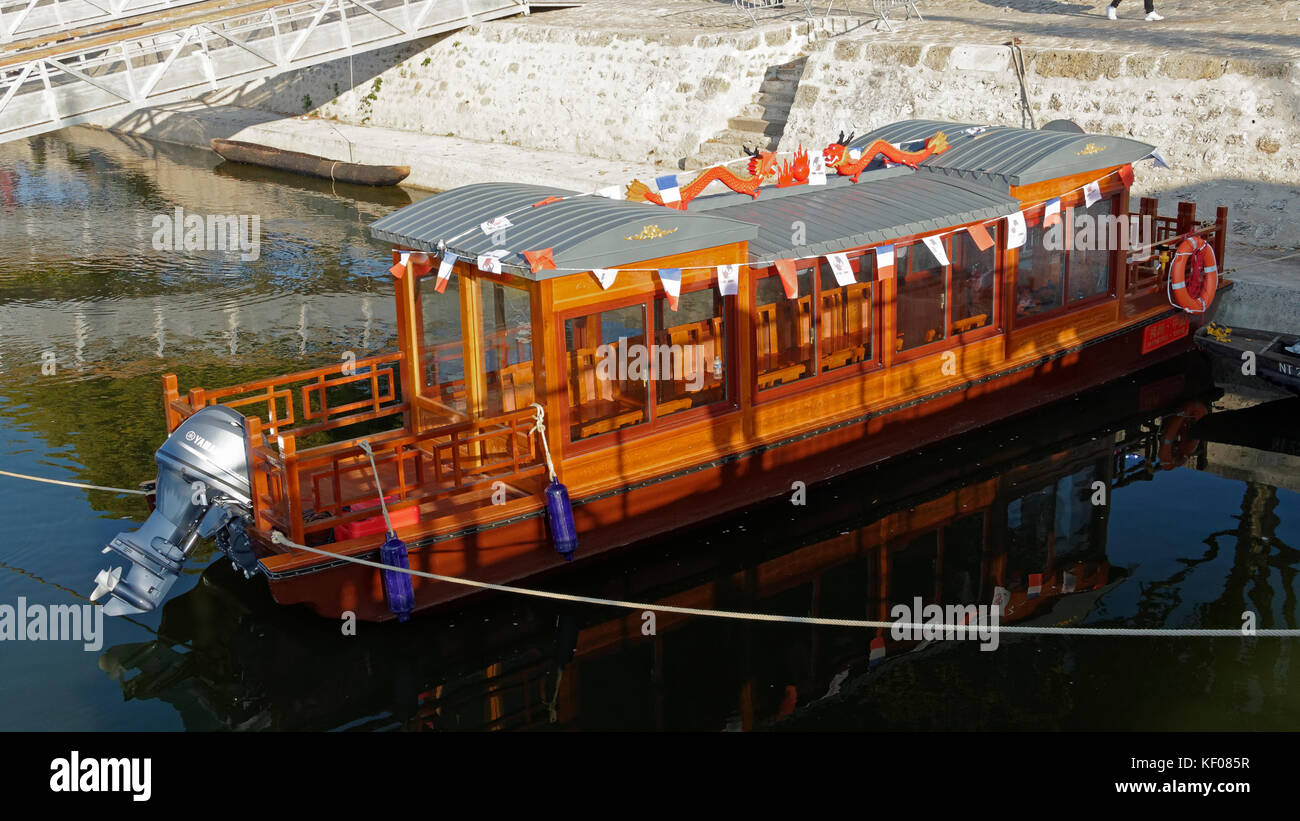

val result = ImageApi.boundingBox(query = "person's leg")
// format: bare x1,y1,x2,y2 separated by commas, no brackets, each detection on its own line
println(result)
1144,0,1154,12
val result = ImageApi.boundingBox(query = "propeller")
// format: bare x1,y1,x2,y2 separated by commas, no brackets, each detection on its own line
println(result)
90,566,122,602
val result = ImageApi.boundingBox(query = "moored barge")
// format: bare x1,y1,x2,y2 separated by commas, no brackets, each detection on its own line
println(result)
91,119,1231,621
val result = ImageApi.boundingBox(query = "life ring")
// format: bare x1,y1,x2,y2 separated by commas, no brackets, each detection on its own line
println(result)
1158,401,1208,469
1168,236,1218,313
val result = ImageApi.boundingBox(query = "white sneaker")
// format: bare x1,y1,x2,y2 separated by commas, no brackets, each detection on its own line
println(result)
1145,10,1164,20
1106,6,1116,19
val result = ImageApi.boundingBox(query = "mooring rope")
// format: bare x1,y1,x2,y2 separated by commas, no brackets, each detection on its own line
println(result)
0,469,147,495
267,531,1300,637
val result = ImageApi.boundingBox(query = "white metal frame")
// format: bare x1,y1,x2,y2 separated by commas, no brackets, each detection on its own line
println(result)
872,0,921,32
0,0,538,143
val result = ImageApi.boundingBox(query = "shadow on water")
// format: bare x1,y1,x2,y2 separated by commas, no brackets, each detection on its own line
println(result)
92,353,1300,730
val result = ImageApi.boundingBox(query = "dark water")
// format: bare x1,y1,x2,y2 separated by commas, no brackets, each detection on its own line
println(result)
0,130,1297,731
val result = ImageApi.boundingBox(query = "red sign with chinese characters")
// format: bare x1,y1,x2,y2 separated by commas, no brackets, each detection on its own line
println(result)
1141,314,1190,355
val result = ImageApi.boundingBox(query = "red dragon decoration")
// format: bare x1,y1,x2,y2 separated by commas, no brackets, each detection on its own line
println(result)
822,130,951,183
626,146,781,210
776,146,811,187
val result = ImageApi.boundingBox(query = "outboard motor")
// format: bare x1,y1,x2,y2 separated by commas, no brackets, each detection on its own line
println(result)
90,405,254,616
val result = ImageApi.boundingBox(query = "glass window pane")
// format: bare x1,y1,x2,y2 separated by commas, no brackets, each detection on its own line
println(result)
420,274,466,414
654,286,727,418
1068,196,1116,303
481,282,534,414
564,305,648,441
755,269,815,390
818,255,873,373
950,230,995,334
896,241,948,352
1016,216,1065,318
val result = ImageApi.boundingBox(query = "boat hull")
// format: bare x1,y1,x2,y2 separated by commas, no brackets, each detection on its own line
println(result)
209,138,411,187
264,308,1204,621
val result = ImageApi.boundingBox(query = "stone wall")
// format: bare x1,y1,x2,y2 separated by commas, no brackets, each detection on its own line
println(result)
213,21,809,170
781,39,1300,248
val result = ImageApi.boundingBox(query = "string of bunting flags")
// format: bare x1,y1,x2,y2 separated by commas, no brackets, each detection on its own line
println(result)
399,149,1161,311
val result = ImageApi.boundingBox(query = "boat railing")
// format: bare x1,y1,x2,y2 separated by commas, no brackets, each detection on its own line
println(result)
162,350,407,440
245,406,546,545
1123,199,1227,294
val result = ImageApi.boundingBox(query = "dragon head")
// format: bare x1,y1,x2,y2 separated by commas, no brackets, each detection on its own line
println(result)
743,145,779,180
823,130,856,168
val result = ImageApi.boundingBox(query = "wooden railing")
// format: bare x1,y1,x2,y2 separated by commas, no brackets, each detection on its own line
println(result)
1124,199,1228,294
247,406,546,544
163,351,406,439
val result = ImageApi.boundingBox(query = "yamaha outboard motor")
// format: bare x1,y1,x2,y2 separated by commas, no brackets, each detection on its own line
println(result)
90,405,255,616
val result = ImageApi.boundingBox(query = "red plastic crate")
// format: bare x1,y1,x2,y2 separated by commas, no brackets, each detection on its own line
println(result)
333,496,419,542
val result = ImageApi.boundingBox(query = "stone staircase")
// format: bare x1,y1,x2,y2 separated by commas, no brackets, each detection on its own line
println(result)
684,58,806,171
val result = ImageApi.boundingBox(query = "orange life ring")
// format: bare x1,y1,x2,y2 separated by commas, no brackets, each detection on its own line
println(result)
1168,236,1218,313
1158,401,1208,469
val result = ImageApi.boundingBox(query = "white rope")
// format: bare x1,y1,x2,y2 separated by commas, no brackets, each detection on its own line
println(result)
267,531,1300,637
528,402,557,482
0,469,147,495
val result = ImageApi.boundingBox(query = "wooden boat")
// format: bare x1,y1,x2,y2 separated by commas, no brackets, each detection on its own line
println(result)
102,351,1216,728
140,119,1231,622
1194,323,1300,395
209,137,411,187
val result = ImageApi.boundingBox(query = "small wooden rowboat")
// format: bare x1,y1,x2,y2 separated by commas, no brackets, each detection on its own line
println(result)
1195,323,1300,395
209,138,410,187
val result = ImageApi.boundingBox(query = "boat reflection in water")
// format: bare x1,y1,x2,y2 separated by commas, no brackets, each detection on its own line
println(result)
100,353,1261,730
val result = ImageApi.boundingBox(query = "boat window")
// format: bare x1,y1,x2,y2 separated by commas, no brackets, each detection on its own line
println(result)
1067,195,1117,303
564,305,649,441
653,285,727,418
941,513,986,604
895,241,949,353
481,281,535,414
949,229,996,335
817,255,874,373
1014,213,1065,319
755,267,816,389
420,274,467,414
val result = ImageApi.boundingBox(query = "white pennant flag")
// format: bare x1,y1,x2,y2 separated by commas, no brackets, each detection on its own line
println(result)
477,250,507,274
480,216,511,236
436,253,457,282
598,185,623,201
716,264,739,296
593,268,618,289
655,174,681,204
875,244,895,270
1083,180,1102,207
992,586,1010,617
1150,150,1170,169
808,153,828,186
826,253,855,286
922,235,949,267
1005,212,1027,249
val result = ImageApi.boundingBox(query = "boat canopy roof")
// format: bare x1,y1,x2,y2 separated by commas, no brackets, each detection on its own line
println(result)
853,119,1156,187
370,182,757,280
370,119,1153,277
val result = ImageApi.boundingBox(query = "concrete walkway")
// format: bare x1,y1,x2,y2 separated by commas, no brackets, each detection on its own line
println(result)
100,101,664,192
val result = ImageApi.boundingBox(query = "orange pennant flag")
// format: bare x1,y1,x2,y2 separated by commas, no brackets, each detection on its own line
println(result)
774,258,798,298
966,222,994,252
1119,165,1134,188
532,196,562,208
389,251,409,279
523,248,556,273
410,252,433,277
